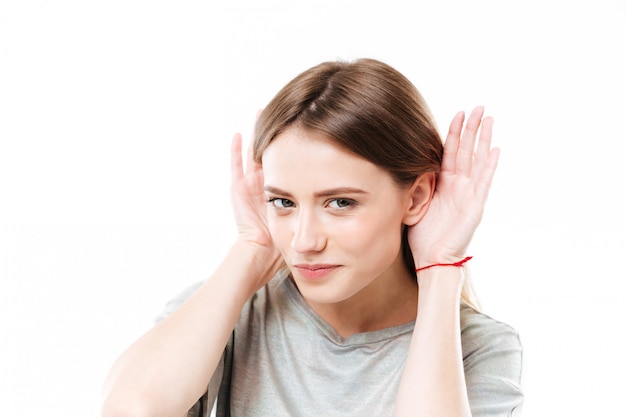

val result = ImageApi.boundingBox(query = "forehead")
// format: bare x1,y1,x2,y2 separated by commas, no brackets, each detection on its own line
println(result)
261,126,395,191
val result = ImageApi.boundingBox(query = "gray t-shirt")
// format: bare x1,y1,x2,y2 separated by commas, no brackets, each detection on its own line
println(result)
158,269,523,416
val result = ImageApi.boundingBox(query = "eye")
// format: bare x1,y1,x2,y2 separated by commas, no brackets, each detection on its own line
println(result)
328,199,354,209
268,198,295,209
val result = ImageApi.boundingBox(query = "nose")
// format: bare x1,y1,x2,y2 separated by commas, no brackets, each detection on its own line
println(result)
291,209,326,253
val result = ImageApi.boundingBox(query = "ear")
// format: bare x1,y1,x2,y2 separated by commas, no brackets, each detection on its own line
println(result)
402,172,436,226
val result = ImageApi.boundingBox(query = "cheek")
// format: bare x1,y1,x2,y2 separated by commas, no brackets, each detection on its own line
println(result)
367,225,403,256
332,214,403,256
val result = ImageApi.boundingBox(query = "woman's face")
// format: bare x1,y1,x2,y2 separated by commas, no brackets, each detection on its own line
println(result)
261,126,415,306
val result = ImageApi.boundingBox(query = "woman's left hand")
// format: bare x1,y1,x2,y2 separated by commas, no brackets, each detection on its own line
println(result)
407,106,500,268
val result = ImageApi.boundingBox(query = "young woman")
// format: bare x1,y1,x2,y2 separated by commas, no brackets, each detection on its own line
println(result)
102,58,523,417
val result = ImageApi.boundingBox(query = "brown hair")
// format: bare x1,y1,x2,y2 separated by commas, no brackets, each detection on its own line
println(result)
253,58,479,308
254,59,442,186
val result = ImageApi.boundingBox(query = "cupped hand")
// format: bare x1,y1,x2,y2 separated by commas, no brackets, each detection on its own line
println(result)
230,133,276,249
228,131,284,294
407,107,500,267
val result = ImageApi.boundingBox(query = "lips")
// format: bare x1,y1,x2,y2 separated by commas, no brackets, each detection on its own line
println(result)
293,264,340,280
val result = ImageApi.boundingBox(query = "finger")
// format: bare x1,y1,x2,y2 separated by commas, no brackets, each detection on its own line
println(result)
244,134,266,179
245,111,264,174
231,133,244,180
441,111,464,175
475,147,500,204
471,115,498,203
473,115,494,173
456,106,484,176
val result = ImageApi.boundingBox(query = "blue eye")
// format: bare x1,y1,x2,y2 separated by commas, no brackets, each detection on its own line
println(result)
269,198,295,208
329,199,353,209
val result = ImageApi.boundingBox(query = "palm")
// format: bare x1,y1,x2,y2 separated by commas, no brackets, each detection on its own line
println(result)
408,107,500,266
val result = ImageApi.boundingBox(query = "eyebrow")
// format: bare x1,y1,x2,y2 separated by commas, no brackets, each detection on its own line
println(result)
264,185,369,198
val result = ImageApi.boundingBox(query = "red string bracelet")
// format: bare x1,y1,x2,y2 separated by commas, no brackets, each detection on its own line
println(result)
415,256,473,272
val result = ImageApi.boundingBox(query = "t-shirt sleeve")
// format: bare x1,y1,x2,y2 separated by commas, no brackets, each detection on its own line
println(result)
461,304,524,417
155,281,225,417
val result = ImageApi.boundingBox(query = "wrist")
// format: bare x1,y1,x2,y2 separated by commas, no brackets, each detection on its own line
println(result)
414,256,472,273
413,256,470,296
220,240,284,299
415,264,465,298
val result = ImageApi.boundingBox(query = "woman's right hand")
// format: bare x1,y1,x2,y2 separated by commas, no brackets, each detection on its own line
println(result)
230,132,283,288
101,133,281,417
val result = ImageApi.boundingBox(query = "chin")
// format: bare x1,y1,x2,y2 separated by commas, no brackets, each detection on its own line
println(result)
291,275,365,306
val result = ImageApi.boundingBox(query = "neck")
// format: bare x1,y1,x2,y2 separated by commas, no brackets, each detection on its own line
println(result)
305,256,418,338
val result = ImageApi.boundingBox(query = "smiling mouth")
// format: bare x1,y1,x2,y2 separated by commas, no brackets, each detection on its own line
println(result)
293,264,340,280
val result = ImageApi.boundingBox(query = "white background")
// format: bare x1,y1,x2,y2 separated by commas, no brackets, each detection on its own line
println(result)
1,1,625,416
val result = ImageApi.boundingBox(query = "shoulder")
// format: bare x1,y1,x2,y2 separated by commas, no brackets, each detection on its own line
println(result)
460,303,524,416
238,268,295,330
460,303,522,370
